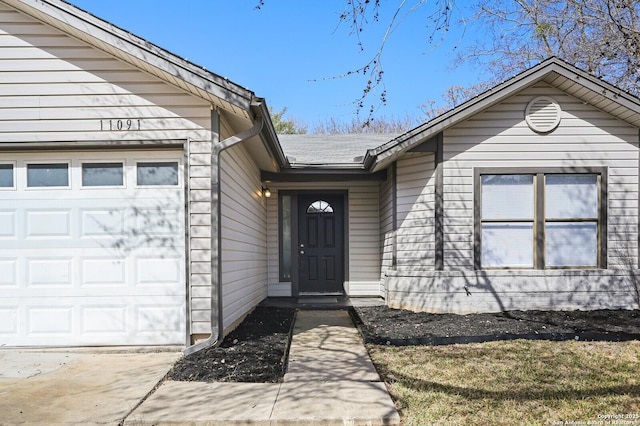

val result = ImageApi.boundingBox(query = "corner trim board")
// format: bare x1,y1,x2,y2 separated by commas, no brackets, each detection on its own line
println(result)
434,132,444,270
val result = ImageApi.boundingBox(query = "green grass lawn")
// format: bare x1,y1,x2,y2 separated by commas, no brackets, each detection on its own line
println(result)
368,340,640,426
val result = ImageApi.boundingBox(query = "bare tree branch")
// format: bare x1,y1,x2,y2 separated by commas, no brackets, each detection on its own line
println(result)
257,1,459,124
462,0,640,95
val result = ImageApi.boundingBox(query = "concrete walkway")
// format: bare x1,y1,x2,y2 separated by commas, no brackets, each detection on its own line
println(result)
127,310,401,425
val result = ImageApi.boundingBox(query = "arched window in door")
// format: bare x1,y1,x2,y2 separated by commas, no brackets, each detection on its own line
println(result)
306,200,334,214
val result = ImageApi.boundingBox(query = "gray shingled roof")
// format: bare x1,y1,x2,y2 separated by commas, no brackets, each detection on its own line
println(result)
278,134,398,167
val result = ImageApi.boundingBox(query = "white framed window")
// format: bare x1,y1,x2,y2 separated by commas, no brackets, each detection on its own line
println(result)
136,161,179,186
81,162,125,187
26,162,70,188
0,162,15,189
545,174,599,267
476,169,605,269
480,174,535,268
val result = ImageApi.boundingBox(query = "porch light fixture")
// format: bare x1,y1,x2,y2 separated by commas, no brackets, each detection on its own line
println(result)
262,186,272,198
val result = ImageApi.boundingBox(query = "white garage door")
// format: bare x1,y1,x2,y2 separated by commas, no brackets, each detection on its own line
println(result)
0,150,186,346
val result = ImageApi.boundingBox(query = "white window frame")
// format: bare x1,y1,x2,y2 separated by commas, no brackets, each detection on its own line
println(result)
135,160,181,188
80,160,126,189
474,167,607,270
0,161,16,190
25,161,71,190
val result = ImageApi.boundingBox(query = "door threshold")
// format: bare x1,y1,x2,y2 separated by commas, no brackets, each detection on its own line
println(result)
297,293,345,304
297,297,339,304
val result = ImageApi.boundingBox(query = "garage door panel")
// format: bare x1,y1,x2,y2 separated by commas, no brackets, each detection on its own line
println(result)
137,305,184,333
0,308,18,334
28,306,74,335
27,258,73,287
81,257,127,287
81,306,127,334
80,209,126,237
0,258,18,287
7,253,184,295
135,207,181,235
3,287,186,298
1,297,186,346
136,256,182,286
0,151,186,347
0,211,16,237
26,209,72,238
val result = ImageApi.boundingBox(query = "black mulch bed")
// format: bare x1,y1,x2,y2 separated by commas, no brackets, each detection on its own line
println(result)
352,305,640,346
167,304,640,383
168,306,296,383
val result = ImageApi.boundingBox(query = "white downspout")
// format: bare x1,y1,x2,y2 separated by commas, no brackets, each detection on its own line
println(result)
184,112,264,355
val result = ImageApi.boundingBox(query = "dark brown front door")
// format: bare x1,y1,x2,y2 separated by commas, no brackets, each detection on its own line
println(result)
297,194,345,294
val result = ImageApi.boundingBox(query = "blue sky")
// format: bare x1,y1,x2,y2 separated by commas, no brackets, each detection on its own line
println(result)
68,1,483,128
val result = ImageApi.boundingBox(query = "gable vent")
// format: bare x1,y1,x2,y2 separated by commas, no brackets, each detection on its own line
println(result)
525,96,561,133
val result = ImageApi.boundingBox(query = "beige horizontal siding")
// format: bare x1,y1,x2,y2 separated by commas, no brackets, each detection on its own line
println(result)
0,5,213,143
442,83,639,271
386,269,638,314
396,153,436,270
218,145,267,330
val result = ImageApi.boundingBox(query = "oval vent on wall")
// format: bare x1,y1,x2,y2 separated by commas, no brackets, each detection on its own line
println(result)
525,96,561,133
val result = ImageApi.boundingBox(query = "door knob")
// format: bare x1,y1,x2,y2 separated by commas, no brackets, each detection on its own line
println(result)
300,250,305,255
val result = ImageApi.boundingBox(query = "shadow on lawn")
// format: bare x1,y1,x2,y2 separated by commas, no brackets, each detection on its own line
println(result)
373,362,640,403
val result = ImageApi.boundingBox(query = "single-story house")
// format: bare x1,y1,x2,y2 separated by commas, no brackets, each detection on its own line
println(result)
1,0,639,349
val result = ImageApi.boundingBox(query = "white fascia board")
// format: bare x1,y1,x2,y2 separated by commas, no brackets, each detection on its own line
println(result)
6,0,255,112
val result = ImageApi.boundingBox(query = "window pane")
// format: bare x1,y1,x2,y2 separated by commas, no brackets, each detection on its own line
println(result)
546,174,598,219
307,200,333,214
481,222,534,268
281,195,292,281
137,162,178,186
27,163,68,187
82,163,124,186
546,222,597,267
0,164,13,187
481,175,534,219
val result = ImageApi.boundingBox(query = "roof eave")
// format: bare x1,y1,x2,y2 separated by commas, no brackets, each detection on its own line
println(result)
7,0,256,115
371,57,640,168
250,100,289,170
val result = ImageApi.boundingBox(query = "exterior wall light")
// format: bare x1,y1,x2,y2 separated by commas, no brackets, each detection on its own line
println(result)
262,186,271,198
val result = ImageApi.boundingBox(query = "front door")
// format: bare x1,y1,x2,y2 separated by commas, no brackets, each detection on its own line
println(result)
297,193,345,294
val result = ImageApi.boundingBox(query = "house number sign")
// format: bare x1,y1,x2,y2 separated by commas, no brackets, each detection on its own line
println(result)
101,119,142,131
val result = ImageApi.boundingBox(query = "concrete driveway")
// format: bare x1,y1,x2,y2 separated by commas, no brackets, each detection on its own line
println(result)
0,348,181,425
